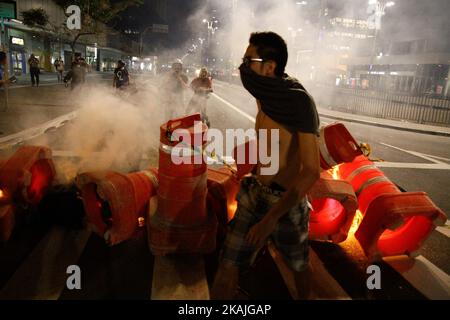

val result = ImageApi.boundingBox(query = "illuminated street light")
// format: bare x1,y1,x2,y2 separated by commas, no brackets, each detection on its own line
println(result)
202,18,219,67
367,1,395,75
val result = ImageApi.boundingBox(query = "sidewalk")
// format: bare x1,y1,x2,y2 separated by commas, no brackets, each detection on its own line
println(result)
215,80,450,138
13,71,109,87
318,107,450,137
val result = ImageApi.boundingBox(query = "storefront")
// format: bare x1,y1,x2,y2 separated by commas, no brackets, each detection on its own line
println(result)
9,35,26,75
98,47,124,72
86,46,98,72
63,43,86,69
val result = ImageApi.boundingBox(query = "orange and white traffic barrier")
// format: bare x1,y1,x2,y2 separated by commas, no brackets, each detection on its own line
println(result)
319,123,363,170
148,114,217,255
0,145,56,205
0,204,14,242
338,155,447,260
0,146,55,242
308,171,358,243
206,166,240,238
75,168,158,246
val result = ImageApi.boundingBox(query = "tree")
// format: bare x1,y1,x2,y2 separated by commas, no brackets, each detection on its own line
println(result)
21,0,142,60
21,8,50,28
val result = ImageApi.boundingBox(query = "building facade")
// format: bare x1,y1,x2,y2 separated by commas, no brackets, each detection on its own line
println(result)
3,0,132,74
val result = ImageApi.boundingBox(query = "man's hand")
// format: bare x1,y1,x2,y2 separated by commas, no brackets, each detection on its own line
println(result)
246,216,277,248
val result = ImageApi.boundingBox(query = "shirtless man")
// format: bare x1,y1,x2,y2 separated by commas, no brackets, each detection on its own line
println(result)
211,32,320,300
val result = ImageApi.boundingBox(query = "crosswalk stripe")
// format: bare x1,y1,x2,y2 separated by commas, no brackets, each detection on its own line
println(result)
268,243,351,300
384,255,450,300
436,221,450,238
151,255,210,300
0,227,91,300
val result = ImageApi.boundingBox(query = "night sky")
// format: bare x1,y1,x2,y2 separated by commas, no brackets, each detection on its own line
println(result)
112,0,205,49
112,0,450,51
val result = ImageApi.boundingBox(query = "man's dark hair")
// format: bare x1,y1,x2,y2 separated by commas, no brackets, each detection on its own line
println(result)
249,32,288,77
0,52,6,63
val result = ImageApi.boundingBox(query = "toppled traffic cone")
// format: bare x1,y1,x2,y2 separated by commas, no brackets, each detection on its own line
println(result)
207,166,240,238
318,123,363,170
308,171,358,243
0,145,56,205
0,146,55,242
0,204,14,242
338,155,447,260
75,168,158,246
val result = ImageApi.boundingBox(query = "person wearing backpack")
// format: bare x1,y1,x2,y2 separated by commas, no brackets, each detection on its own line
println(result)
28,54,40,87
113,60,130,90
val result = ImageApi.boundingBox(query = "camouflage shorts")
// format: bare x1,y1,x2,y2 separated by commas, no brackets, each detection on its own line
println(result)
221,176,310,272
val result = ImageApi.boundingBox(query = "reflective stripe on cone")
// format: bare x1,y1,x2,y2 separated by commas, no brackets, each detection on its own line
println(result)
319,123,362,170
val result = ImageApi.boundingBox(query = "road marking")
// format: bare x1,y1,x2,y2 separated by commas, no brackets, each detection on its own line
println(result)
384,255,450,300
151,255,210,300
417,153,450,163
381,143,448,165
374,162,450,170
436,220,450,238
268,243,351,300
212,93,256,123
0,227,91,300
0,111,77,149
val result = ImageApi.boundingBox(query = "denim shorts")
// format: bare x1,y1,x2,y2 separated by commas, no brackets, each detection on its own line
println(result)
221,176,310,272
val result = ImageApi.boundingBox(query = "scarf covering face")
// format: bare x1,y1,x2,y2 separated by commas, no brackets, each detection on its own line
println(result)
239,63,320,135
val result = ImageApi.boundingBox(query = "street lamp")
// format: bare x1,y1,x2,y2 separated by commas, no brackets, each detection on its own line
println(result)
202,18,219,67
139,25,153,58
367,0,395,88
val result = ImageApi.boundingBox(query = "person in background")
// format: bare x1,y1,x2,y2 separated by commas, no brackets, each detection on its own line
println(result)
161,59,188,121
64,55,87,90
113,60,130,90
0,51,11,111
186,67,213,126
54,57,64,83
28,53,40,87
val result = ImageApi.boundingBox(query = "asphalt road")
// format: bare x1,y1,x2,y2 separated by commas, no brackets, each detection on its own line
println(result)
1,75,449,300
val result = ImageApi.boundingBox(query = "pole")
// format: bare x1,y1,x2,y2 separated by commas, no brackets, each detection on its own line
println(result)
1,17,9,112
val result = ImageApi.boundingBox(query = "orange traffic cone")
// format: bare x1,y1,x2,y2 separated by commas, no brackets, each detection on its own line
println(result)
308,171,358,243
338,155,447,260
76,168,158,246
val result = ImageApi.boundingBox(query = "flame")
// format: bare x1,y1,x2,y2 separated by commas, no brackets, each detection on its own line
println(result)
330,164,341,180
227,201,238,221
138,217,145,227
0,189,3,199
349,210,364,235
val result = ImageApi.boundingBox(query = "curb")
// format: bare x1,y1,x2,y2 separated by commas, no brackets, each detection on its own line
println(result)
318,112,450,138
214,80,450,138
0,111,78,150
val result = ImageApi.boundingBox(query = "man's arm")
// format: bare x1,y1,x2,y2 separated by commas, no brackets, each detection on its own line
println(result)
246,132,320,247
